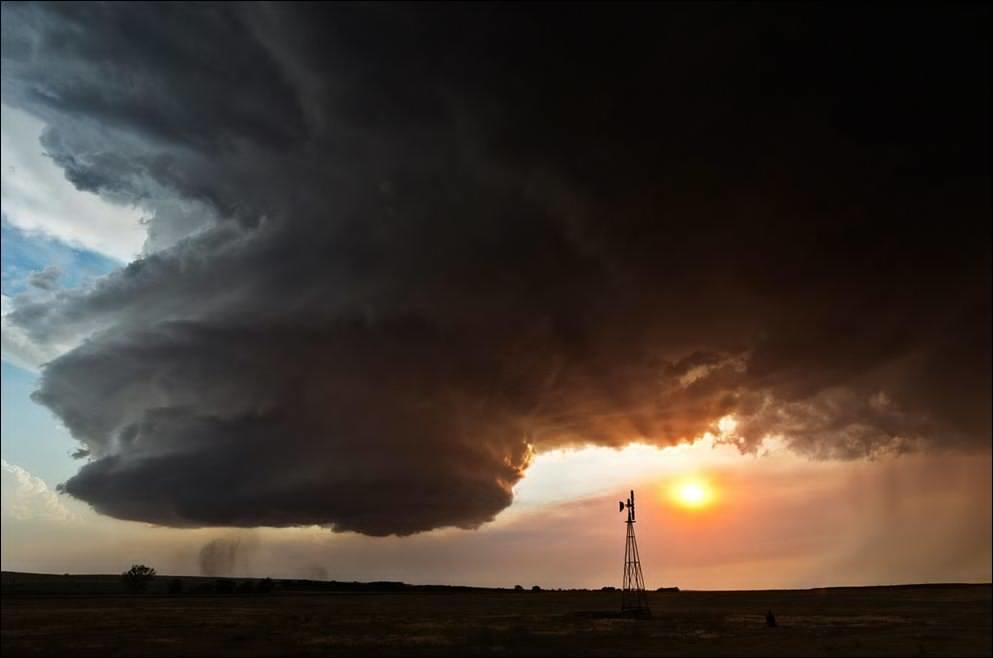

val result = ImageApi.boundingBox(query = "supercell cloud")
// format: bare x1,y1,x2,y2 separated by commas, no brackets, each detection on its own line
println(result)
1,4,989,534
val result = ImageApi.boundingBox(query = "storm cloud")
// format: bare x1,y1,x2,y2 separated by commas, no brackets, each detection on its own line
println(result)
1,3,989,534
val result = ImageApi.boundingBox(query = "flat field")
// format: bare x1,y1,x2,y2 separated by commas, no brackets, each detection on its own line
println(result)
2,575,989,656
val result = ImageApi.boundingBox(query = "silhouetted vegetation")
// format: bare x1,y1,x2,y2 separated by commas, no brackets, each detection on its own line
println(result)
531,585,542,592
168,578,184,595
257,577,275,594
121,565,156,593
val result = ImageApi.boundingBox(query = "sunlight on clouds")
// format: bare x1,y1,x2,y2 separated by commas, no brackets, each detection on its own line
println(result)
1,104,145,262
508,414,811,525
717,414,737,436
0,458,71,521
510,430,795,515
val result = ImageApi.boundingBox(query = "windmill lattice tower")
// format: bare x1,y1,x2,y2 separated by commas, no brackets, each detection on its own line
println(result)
619,489,650,616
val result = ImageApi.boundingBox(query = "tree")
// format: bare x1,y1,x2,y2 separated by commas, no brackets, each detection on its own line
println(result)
122,564,156,593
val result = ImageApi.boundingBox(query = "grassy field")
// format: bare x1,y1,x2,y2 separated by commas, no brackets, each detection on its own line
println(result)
2,574,989,656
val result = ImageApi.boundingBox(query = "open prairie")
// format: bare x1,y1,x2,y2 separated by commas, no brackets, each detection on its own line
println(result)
2,575,989,657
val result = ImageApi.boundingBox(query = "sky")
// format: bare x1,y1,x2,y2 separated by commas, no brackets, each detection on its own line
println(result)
0,3,990,589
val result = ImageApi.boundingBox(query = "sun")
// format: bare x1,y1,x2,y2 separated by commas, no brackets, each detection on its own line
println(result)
668,476,716,510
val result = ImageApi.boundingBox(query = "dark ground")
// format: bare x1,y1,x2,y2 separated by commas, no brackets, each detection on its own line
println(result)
2,573,990,656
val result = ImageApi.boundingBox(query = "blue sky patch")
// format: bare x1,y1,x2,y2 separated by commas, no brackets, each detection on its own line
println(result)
2,217,121,297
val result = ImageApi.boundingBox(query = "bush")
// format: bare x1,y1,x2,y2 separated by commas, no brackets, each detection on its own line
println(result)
121,564,156,594
514,584,524,591
531,585,542,592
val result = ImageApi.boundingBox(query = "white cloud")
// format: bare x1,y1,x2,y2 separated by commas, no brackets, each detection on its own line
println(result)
1,458,71,521
1,104,146,262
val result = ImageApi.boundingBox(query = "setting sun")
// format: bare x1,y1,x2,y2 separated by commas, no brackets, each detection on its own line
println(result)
669,476,716,510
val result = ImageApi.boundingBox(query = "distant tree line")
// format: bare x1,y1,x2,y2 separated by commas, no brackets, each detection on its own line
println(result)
121,565,277,596
167,576,277,595
121,565,676,596
165,576,276,595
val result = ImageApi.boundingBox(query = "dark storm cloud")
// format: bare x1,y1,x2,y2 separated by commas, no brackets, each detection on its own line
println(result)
2,3,989,534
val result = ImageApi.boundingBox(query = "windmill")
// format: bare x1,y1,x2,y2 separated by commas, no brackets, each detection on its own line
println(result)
619,489,649,616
